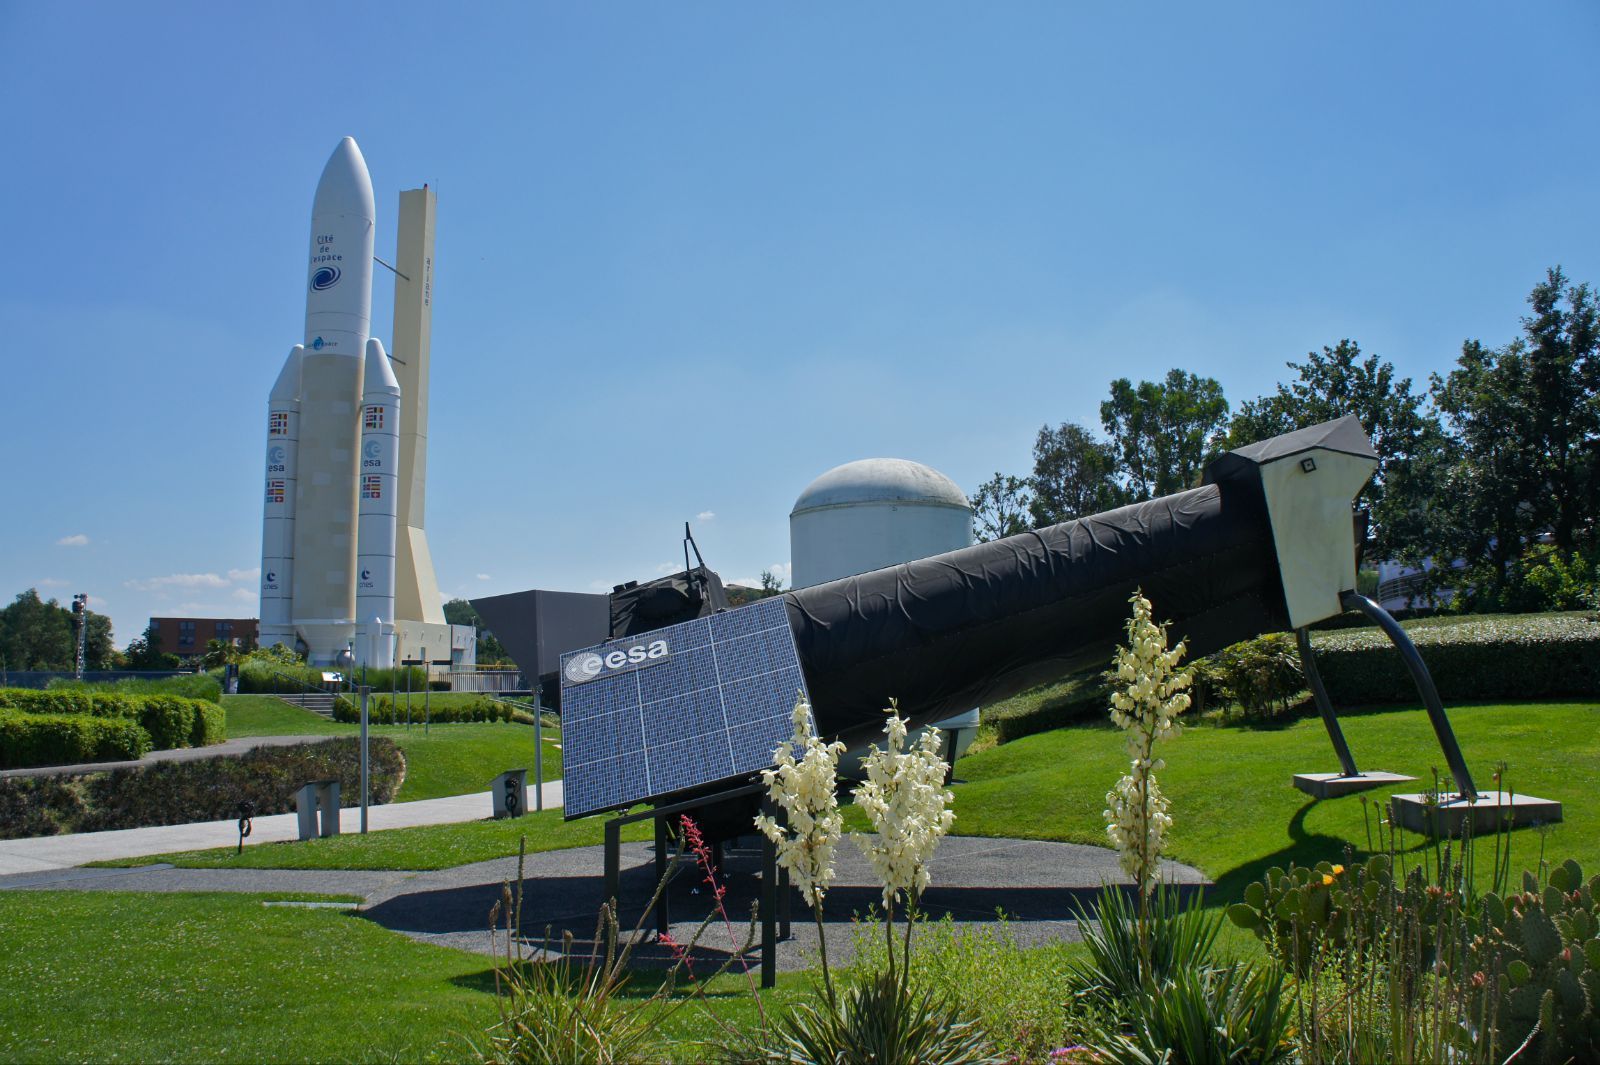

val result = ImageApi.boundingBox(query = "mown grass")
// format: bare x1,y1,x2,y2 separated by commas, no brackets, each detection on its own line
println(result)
94,805,649,871
221,694,562,802
0,891,498,1063
950,700,1599,901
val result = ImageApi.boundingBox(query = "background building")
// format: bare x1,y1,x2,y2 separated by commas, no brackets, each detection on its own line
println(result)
149,616,259,660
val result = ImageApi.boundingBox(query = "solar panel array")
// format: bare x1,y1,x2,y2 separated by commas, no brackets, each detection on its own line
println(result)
559,596,811,818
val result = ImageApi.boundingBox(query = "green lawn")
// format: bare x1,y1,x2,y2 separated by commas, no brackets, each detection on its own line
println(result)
950,700,1599,901
96,805,651,871
221,694,562,802
0,887,809,1064
0,891,497,1063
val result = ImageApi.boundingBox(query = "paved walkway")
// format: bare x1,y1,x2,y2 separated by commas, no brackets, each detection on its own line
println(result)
0,734,341,780
0,834,1206,971
0,779,565,875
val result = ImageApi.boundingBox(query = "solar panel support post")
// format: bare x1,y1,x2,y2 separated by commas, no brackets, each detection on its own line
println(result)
654,817,671,936
1296,627,1359,777
759,795,778,990
604,818,621,906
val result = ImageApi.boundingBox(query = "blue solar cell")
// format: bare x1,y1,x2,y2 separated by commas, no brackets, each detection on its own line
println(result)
560,596,810,817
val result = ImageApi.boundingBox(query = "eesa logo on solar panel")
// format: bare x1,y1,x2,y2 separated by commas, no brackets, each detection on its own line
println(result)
563,639,670,685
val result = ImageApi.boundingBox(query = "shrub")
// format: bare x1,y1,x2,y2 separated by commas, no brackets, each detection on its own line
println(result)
1309,612,1600,703
0,737,405,839
1085,962,1295,1065
1196,632,1305,720
47,673,222,703
330,694,512,725
0,688,220,752
0,710,151,769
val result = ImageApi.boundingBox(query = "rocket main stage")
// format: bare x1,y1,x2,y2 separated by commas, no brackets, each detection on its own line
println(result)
259,138,450,668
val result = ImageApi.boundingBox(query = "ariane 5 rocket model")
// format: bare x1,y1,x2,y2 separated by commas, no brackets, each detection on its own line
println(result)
258,138,399,667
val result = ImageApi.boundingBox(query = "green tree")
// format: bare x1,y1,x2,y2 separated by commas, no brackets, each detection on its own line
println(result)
759,569,786,595
971,472,1033,542
1028,422,1124,527
1223,340,1449,562
1520,267,1598,551
1427,269,1599,608
124,622,180,671
0,589,76,670
1100,369,1229,500
82,609,115,670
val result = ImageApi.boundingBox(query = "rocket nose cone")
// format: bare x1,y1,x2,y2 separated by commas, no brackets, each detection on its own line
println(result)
363,337,401,395
313,137,375,220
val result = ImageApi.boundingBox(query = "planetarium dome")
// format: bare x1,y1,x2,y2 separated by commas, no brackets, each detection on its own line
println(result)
791,458,970,515
789,458,974,590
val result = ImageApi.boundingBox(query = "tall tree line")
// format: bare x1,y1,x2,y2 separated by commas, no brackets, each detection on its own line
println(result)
972,267,1599,611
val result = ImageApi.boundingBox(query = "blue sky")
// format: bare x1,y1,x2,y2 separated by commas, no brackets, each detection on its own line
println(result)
2,2,1597,646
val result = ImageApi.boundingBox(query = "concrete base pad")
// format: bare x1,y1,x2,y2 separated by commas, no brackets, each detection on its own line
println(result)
1390,790,1563,836
1294,771,1417,798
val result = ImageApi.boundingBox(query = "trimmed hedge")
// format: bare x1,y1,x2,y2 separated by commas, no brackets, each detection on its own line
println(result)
330,694,513,725
0,689,224,753
1308,613,1600,704
47,673,223,703
0,737,406,839
0,711,152,769
984,678,1108,744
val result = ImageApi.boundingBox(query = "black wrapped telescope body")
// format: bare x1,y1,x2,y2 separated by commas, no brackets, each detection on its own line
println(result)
784,464,1287,748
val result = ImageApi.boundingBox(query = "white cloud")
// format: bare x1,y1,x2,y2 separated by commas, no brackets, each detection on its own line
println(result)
227,567,260,583
231,588,257,602
37,577,68,588
56,534,89,547
475,573,491,581
587,579,611,592
125,573,229,592
696,511,716,522
655,561,678,575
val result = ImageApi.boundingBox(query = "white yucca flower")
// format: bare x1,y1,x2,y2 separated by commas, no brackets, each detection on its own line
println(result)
754,695,847,907
851,700,956,909
1103,590,1190,894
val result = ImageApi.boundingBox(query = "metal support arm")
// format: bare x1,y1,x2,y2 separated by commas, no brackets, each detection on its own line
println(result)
1336,591,1478,799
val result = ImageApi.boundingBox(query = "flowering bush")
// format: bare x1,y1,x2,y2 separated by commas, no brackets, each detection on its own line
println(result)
1103,590,1190,895
852,698,957,912
754,696,846,909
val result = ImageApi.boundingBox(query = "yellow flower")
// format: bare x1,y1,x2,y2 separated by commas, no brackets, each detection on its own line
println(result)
1331,864,1345,875
1321,873,1335,886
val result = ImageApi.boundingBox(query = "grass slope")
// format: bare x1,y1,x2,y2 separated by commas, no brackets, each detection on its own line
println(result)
221,694,562,802
96,805,650,871
951,701,1599,900
0,891,497,1063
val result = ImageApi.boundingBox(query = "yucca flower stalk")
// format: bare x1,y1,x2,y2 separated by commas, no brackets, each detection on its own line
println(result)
755,695,847,1005
1104,590,1190,901
852,698,956,991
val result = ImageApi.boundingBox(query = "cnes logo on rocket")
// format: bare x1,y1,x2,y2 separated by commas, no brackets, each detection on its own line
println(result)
564,639,669,684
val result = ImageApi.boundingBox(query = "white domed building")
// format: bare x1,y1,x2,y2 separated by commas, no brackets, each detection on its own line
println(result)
789,457,981,764
789,458,975,589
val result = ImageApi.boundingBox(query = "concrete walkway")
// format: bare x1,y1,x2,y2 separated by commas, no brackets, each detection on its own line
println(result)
0,835,1208,971
0,734,341,780
0,779,564,875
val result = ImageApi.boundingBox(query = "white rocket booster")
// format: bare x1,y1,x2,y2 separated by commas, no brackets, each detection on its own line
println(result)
259,345,303,649
291,137,376,664
355,338,400,668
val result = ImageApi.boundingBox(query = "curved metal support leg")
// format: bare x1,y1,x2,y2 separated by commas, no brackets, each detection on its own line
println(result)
1339,591,1478,799
1297,627,1359,778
